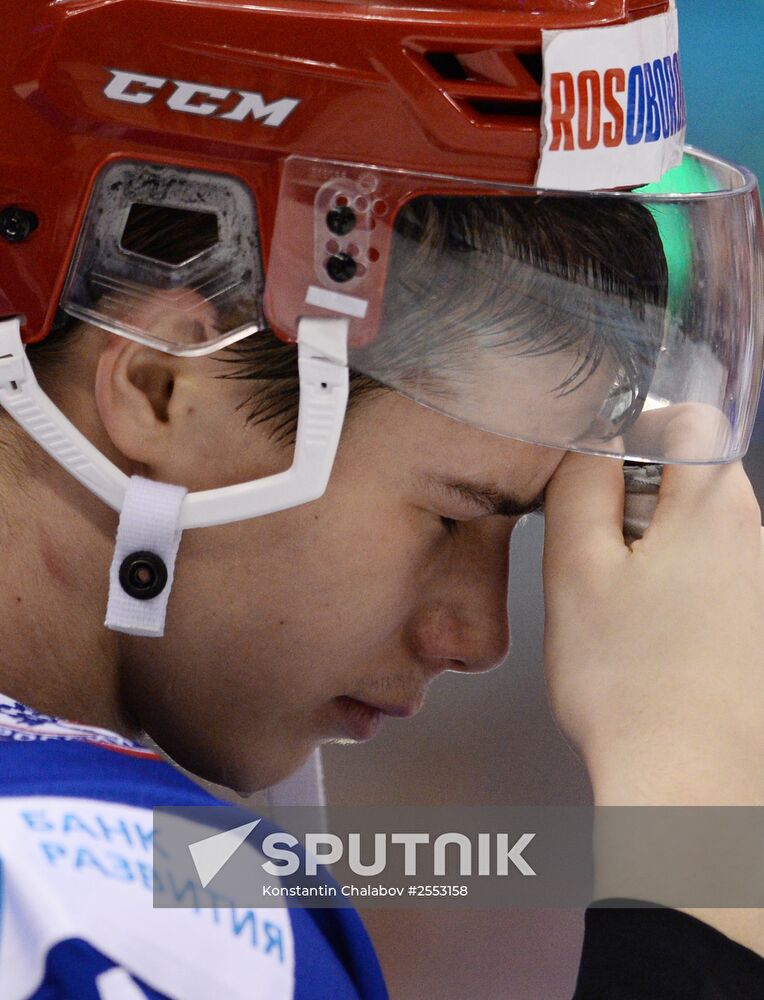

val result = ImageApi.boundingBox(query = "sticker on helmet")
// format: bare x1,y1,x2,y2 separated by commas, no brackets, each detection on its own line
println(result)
103,69,300,128
536,8,685,191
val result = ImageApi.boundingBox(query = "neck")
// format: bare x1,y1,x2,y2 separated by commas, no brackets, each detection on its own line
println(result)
0,457,138,738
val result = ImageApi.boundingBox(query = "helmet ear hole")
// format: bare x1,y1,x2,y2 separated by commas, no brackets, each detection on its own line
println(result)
120,203,220,267
59,160,267,356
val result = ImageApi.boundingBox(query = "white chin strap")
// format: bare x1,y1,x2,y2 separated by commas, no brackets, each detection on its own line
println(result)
0,313,349,623
0,314,350,808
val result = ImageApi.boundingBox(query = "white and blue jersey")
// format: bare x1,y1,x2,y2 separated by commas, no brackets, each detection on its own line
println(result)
0,695,388,1000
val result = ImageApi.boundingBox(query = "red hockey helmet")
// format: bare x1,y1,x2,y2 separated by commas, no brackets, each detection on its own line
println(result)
0,0,673,337
0,0,761,478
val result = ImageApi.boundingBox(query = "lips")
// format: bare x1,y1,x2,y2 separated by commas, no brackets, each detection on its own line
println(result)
346,691,424,719
332,694,423,742
358,697,421,719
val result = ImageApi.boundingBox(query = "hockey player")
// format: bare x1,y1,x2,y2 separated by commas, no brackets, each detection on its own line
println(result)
0,0,763,997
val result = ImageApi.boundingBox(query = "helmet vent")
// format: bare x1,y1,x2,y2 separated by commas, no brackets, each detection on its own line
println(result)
418,46,543,125
121,203,220,267
424,52,469,81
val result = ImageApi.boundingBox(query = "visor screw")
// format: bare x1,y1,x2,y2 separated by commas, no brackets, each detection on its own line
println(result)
0,206,38,243
326,206,356,236
119,550,168,601
327,253,357,283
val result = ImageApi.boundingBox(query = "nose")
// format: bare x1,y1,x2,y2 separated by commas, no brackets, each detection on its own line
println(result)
408,520,512,675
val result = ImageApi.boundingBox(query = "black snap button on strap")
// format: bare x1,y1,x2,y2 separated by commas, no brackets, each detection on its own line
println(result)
119,551,168,601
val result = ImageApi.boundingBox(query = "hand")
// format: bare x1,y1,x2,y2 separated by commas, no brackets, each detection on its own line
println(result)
542,449,764,955
542,451,764,807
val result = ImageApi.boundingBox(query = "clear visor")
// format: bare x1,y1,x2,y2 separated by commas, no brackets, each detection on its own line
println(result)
62,150,764,465
336,151,763,465
268,151,762,463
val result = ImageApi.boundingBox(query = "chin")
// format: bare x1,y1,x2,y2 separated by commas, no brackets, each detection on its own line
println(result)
143,710,319,798
193,737,320,799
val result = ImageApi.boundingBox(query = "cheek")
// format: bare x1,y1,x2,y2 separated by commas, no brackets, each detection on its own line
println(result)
292,511,427,642
268,499,450,679
170,502,424,670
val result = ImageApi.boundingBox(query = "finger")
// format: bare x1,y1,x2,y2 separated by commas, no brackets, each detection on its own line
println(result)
627,401,733,466
656,459,758,532
629,401,756,535
543,451,626,573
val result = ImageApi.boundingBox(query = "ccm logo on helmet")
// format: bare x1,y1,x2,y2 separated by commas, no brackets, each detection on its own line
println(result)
103,68,300,128
549,53,685,152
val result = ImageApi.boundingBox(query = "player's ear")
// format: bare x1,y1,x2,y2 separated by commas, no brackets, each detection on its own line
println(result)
95,333,177,464
94,285,245,470
91,315,280,490
91,294,287,488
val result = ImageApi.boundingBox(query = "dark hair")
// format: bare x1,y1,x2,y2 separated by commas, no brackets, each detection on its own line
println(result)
27,195,668,444
352,195,668,427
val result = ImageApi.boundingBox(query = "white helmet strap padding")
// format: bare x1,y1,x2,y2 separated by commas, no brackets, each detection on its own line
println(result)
105,475,188,637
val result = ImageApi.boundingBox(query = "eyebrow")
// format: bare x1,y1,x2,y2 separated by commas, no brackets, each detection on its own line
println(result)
428,476,546,518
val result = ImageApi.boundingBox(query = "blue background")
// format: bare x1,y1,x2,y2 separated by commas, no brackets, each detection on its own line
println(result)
681,1,763,180
680,0,764,444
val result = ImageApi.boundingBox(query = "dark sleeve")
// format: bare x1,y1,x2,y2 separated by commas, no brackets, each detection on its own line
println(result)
573,898,764,1000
